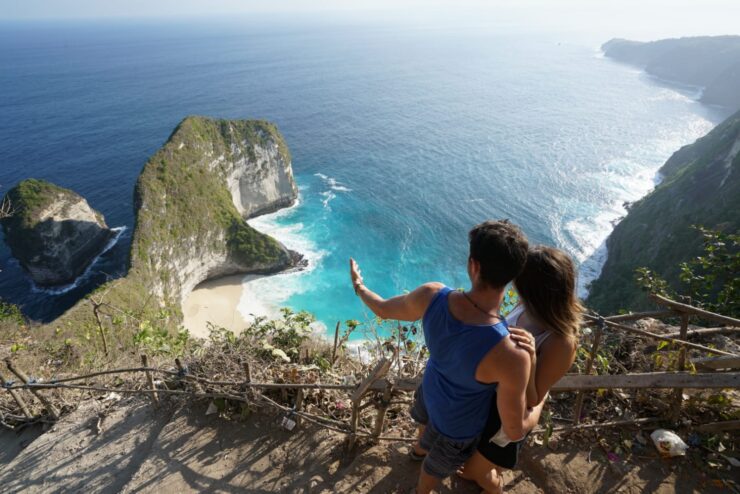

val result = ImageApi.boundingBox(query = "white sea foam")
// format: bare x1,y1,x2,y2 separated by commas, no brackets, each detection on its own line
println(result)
320,190,336,209
238,200,326,323
314,172,351,209
29,226,127,295
568,115,714,298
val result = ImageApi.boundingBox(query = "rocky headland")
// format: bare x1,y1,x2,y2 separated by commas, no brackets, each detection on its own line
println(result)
587,109,740,313
1,179,115,286
602,36,740,111
129,116,301,306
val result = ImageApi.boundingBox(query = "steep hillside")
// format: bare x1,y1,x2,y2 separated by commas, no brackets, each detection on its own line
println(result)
587,110,740,313
602,36,740,111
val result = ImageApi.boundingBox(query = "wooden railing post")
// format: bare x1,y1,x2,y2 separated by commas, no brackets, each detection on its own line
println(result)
294,388,304,427
141,354,159,407
572,317,604,424
5,358,59,420
331,321,341,365
372,383,394,441
348,357,391,450
0,370,33,420
671,313,690,420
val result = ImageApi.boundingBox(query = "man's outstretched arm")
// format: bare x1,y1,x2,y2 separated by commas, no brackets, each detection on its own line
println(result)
350,258,442,321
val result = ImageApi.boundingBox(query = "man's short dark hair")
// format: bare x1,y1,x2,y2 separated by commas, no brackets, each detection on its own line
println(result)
468,220,528,288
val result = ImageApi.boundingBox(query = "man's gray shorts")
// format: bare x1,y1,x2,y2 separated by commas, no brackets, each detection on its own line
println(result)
410,384,479,479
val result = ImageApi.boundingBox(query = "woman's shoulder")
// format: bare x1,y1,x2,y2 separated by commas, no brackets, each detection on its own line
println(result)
540,330,577,355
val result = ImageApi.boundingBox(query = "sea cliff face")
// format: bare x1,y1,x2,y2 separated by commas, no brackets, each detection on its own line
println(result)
129,116,299,305
1,179,114,286
602,36,740,112
587,110,740,313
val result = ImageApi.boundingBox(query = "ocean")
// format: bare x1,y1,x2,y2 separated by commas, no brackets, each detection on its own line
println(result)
0,18,728,332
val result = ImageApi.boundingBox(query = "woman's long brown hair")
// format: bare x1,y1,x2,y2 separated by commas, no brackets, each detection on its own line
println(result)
515,246,583,345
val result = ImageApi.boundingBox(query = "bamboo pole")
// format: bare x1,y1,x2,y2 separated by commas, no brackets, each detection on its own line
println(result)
141,355,159,407
581,314,736,357
372,383,394,441
243,361,251,383
572,318,604,424
664,327,740,338
91,299,109,357
671,313,690,420
650,294,740,327
696,420,740,433
294,388,304,427
331,321,341,365
598,310,676,323
5,359,59,420
0,370,33,419
348,357,391,450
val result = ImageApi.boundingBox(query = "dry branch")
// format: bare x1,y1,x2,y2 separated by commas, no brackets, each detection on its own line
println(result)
582,314,737,357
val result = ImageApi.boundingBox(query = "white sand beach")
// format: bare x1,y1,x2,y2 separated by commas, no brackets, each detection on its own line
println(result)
182,275,249,338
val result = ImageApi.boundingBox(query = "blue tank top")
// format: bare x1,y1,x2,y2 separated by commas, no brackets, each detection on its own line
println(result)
421,286,509,440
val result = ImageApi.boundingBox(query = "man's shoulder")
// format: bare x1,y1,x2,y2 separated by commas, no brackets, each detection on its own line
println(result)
478,335,530,383
495,339,530,383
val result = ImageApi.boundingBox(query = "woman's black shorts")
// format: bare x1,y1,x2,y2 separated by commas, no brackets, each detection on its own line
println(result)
476,390,525,469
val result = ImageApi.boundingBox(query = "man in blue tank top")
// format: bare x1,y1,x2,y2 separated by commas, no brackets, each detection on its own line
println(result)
350,220,543,494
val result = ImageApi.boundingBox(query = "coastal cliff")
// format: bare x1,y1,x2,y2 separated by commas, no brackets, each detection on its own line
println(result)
129,116,299,305
587,110,740,313
1,179,114,286
602,36,740,111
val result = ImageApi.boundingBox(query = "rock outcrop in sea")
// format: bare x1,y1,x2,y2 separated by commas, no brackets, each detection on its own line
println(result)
601,36,740,112
1,179,115,286
129,116,300,305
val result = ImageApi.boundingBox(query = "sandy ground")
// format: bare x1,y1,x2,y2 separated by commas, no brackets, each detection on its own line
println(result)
0,398,730,494
182,275,249,338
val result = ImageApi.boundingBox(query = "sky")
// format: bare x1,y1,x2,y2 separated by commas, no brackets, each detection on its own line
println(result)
2,0,740,40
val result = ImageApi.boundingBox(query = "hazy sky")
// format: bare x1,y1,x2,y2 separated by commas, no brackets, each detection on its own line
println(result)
3,0,739,40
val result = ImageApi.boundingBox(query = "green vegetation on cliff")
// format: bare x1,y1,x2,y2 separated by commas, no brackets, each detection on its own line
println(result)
587,110,740,313
2,179,70,229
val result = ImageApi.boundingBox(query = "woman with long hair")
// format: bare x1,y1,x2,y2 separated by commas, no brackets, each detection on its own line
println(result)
459,245,583,493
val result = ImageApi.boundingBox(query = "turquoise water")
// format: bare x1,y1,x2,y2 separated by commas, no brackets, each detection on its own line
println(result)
0,19,726,329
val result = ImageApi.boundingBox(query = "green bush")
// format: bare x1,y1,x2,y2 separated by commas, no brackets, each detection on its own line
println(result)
636,225,739,317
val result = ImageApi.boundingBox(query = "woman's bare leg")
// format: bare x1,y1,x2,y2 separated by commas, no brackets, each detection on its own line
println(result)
460,451,504,494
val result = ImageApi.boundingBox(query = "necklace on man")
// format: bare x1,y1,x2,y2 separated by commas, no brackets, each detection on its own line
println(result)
462,291,500,319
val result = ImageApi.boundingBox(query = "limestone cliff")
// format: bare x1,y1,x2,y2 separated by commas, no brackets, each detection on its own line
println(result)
602,36,740,112
129,116,299,305
1,179,114,286
587,110,740,313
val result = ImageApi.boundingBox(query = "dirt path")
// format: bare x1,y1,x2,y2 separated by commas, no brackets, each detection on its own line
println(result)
0,398,730,493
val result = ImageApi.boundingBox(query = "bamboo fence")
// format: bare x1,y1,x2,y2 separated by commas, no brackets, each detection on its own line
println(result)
1,295,739,446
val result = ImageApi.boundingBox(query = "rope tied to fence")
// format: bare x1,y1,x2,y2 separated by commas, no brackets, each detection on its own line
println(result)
597,315,606,331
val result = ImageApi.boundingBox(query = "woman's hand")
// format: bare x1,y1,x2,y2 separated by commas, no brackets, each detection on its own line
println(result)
509,327,536,364
349,258,364,293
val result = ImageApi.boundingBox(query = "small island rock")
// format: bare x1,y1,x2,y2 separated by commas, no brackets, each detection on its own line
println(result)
1,179,114,286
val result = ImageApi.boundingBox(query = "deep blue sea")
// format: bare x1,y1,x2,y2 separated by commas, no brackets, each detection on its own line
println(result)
0,18,729,331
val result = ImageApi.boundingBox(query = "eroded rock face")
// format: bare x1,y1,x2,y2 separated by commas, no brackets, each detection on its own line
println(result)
226,136,297,218
130,116,300,304
1,179,114,286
